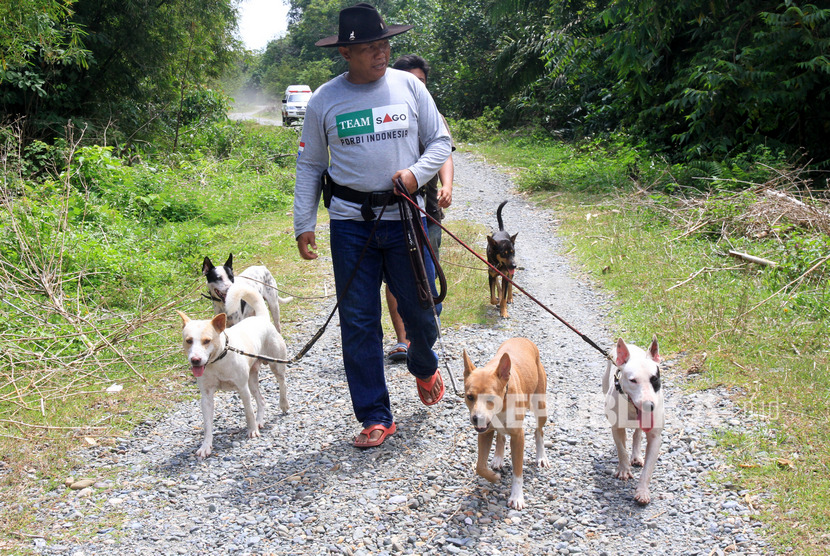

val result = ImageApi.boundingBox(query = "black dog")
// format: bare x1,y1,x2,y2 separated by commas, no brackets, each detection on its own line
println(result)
486,201,518,318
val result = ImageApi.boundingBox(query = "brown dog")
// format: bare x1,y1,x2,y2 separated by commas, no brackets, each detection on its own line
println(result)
486,200,517,318
463,338,549,509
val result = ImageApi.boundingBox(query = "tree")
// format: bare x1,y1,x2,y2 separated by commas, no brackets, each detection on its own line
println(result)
0,0,240,146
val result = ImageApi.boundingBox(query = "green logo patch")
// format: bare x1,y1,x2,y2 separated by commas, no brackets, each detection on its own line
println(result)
336,109,374,138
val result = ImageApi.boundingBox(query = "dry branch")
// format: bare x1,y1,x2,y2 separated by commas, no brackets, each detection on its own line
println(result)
728,250,778,267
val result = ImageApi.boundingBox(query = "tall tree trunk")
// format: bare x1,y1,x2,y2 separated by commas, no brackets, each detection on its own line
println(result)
173,29,196,153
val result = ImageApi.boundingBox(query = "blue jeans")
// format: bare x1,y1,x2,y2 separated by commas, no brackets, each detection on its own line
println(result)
330,218,441,428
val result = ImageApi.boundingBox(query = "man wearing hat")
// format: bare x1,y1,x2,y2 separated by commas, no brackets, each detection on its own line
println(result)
293,3,452,448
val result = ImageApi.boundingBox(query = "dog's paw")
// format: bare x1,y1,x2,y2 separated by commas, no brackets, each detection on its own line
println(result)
508,477,525,509
478,468,501,483
537,455,551,468
508,493,525,510
613,466,634,480
633,486,651,505
631,455,644,467
491,456,505,470
247,429,261,439
196,445,212,459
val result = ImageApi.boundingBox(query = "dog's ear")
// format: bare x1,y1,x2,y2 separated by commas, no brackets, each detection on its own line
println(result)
615,338,630,367
486,235,496,249
224,253,233,269
202,257,213,276
648,335,661,363
211,313,227,333
496,353,511,382
510,232,518,244
175,310,190,326
462,349,475,379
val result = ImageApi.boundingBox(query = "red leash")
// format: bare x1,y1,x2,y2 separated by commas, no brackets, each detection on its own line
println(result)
395,187,612,362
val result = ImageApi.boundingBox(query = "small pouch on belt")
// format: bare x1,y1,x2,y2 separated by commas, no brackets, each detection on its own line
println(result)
321,170,333,208
360,198,376,221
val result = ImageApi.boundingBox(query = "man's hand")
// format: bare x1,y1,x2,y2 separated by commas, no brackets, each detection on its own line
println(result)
297,231,318,260
437,183,453,208
391,169,418,195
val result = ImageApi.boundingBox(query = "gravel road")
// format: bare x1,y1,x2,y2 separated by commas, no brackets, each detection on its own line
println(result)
33,151,774,555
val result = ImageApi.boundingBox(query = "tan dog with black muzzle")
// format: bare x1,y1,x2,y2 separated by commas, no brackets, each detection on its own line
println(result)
486,200,517,318
463,338,549,509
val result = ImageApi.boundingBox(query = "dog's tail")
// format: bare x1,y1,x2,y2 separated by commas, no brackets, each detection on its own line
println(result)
242,272,292,304
496,200,508,231
225,284,270,321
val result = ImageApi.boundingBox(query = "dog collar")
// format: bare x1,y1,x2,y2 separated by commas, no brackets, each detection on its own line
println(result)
209,333,230,364
613,367,624,394
202,293,223,303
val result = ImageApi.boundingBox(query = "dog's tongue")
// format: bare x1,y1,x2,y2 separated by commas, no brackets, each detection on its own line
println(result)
638,407,654,432
191,366,205,378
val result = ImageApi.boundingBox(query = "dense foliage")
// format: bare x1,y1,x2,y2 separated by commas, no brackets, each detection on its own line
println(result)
1,0,239,149
1,118,298,311
6,1,828,166
248,0,830,167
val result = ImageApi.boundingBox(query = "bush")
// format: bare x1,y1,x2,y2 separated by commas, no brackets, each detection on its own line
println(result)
447,106,504,143
180,89,231,126
516,132,648,194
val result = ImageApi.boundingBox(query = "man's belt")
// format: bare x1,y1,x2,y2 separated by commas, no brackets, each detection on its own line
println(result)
321,170,421,221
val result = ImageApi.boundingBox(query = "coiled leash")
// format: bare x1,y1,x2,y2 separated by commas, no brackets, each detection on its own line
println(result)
393,178,464,397
396,179,447,308
395,190,613,364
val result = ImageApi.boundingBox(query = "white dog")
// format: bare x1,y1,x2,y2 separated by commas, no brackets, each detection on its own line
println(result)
602,336,664,504
202,254,291,331
176,295,288,458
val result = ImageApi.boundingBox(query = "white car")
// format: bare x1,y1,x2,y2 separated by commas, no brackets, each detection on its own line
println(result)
282,85,312,126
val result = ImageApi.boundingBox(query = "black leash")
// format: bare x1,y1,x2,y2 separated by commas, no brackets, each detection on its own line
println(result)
394,178,463,397
396,178,447,308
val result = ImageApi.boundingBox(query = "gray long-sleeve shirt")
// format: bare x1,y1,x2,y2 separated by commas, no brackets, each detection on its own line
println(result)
293,68,452,238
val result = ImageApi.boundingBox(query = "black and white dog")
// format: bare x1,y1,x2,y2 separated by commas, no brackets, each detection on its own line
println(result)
202,254,291,332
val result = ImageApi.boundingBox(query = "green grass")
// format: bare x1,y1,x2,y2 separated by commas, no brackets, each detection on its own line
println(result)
468,135,830,554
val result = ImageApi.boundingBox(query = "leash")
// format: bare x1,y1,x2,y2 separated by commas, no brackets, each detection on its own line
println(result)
396,191,613,363
394,178,462,397
202,283,335,303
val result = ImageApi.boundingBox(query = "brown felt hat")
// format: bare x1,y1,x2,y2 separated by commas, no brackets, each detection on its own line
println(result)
315,3,413,47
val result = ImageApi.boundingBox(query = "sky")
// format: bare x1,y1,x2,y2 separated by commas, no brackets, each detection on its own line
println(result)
237,0,290,51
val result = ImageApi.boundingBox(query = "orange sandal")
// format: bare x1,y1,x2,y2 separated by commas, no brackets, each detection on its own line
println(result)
353,422,397,448
415,370,445,406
